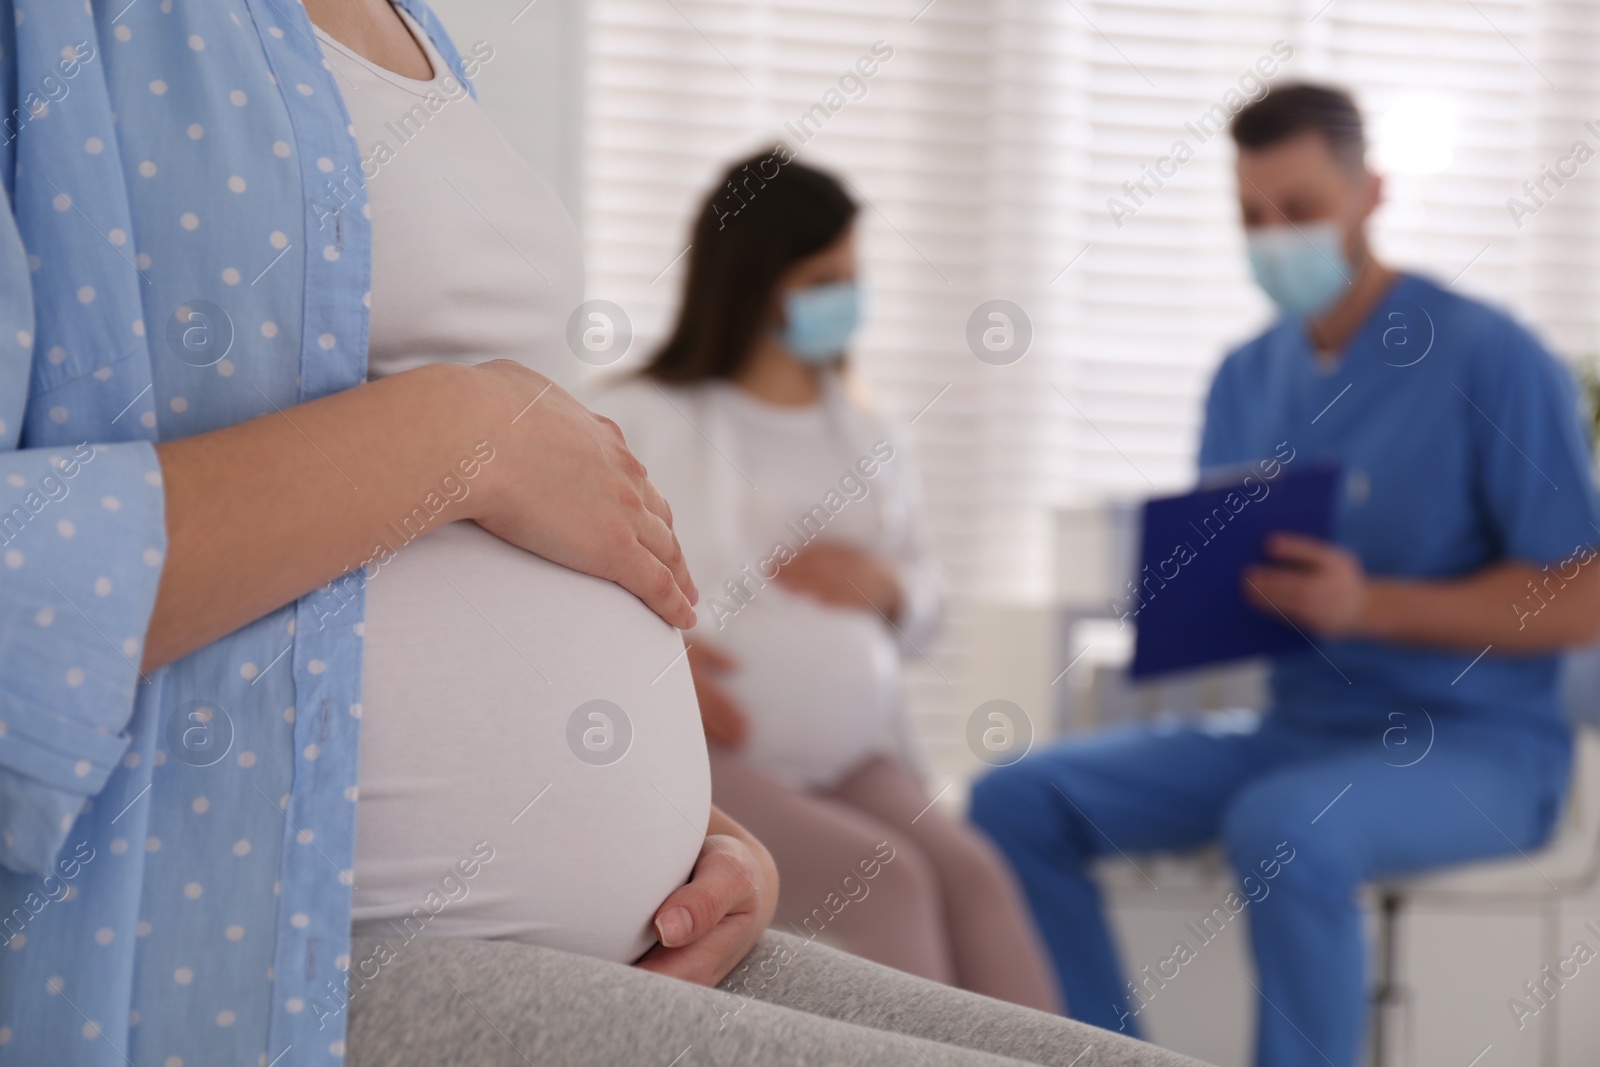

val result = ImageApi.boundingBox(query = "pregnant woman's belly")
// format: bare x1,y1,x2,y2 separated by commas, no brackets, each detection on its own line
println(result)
352,521,710,963
708,587,904,789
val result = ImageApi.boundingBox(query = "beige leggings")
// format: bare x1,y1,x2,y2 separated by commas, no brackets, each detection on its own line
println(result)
708,748,1063,1014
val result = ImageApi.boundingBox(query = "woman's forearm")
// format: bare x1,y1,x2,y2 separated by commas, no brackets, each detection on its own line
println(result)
144,358,697,672
143,363,494,671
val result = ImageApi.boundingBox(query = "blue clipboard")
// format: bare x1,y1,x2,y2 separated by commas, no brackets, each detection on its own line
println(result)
1129,463,1340,679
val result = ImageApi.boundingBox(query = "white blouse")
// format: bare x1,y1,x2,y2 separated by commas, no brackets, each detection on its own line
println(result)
318,12,710,964
591,375,944,789
318,15,584,385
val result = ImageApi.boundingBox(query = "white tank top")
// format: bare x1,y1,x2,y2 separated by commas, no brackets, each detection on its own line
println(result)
319,15,584,384
699,387,903,788
318,12,710,963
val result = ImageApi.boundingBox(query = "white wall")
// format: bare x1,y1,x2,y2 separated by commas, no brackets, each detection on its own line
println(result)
427,0,586,219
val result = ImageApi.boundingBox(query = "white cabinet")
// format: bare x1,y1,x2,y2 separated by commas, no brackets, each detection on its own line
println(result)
1396,905,1546,1067
1106,888,1255,1067
1553,907,1600,1067
1102,885,1600,1067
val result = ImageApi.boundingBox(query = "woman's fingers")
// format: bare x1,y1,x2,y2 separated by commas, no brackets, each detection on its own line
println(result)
636,472,676,542
467,362,698,629
605,414,696,608
700,709,733,748
633,813,777,985
651,837,760,948
700,687,748,749
615,551,696,631
688,641,739,672
634,503,697,610
633,910,760,986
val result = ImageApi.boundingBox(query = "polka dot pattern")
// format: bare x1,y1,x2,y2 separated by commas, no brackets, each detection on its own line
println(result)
0,3,480,1064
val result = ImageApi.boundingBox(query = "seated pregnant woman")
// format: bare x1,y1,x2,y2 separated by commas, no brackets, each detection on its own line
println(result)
592,154,1062,1012
315,8,711,963
0,3,1207,1065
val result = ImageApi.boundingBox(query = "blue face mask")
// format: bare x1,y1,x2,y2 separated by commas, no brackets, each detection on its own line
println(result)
1245,221,1352,319
777,280,862,363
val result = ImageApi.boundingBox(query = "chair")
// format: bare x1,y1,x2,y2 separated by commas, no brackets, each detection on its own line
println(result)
1367,723,1600,1067
1078,645,1600,1067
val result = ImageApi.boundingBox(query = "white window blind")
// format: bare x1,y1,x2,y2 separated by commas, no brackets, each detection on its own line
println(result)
581,0,1600,769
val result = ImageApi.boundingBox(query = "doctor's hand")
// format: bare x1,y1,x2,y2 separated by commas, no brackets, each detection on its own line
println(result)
687,641,748,749
773,542,903,620
468,360,697,630
1243,533,1368,637
636,807,779,987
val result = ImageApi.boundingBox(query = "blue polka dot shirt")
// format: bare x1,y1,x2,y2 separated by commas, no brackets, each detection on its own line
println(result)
0,2,476,1064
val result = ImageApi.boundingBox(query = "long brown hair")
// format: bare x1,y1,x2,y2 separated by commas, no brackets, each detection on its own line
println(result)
643,148,858,383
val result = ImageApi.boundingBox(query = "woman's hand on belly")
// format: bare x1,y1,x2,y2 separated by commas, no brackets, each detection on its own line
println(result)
772,541,903,621
635,805,779,986
144,361,696,670
468,360,698,629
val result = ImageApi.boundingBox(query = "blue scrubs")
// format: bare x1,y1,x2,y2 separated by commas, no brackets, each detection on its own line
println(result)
972,274,1600,1067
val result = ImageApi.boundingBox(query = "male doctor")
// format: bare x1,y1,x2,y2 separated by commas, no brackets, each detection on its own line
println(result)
972,83,1600,1067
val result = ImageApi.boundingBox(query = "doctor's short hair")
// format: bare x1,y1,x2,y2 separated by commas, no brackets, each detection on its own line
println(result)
1230,83,1367,172
643,148,858,383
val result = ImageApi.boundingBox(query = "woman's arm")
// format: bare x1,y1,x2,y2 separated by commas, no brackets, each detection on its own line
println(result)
146,359,696,671
769,542,904,619
766,423,945,646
